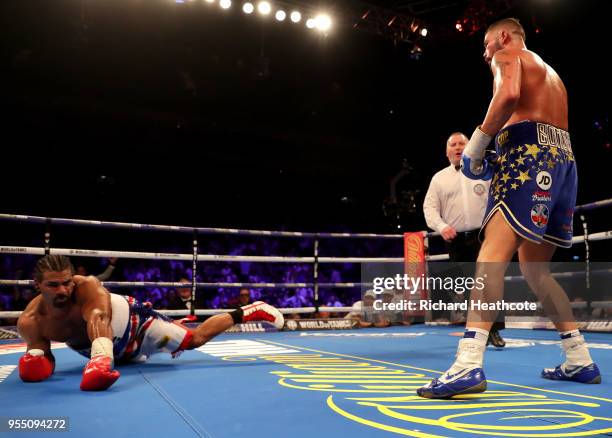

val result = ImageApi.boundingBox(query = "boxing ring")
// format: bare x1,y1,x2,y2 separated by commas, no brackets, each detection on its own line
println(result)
1,203,611,438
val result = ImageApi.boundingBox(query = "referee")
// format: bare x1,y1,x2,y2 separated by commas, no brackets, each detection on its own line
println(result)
423,132,505,347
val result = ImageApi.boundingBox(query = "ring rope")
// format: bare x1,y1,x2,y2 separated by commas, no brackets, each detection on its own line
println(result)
1,197,609,239
0,280,372,288
574,197,612,212
2,302,612,320
0,246,421,263
0,214,405,239
1,230,610,263
2,268,610,289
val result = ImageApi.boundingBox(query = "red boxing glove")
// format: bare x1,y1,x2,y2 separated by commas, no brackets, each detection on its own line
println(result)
241,301,285,329
19,349,54,382
80,355,120,391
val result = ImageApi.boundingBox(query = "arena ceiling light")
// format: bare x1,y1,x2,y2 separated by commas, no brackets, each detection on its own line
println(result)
290,11,301,23
257,1,271,15
420,27,428,37
219,0,231,9
315,14,332,31
242,2,254,13
305,18,316,29
275,10,286,21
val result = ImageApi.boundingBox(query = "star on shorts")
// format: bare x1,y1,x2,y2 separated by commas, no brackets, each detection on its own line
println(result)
515,169,532,184
524,143,540,160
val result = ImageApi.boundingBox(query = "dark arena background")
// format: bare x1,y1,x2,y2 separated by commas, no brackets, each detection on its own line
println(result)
1,0,611,437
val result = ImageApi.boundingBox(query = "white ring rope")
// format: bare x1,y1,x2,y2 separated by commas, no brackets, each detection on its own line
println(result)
1,230,610,264
0,214,406,239
0,246,426,263
2,269,609,289
152,307,355,317
1,200,609,237
0,280,371,289
2,302,611,320
0,307,355,319
572,230,612,243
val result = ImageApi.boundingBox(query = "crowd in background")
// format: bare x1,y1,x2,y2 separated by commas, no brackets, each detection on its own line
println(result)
0,236,401,314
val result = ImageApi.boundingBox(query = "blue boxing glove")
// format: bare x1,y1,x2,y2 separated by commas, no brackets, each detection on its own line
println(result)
462,152,498,180
461,126,494,180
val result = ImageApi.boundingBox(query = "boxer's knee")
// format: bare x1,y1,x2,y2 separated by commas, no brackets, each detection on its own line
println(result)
519,240,556,293
520,261,551,289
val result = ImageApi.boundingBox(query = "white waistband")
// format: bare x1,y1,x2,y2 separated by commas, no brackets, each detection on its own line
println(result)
110,293,130,339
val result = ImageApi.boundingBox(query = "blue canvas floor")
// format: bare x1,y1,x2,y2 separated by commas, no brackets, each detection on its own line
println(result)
1,325,611,437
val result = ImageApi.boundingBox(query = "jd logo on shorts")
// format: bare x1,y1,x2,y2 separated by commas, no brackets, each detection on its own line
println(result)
536,171,552,190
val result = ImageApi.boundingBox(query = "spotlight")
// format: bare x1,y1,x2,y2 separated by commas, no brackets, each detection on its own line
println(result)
257,1,271,15
420,27,428,37
455,22,463,32
315,14,332,31
242,2,254,13
306,18,316,29
219,0,231,8
275,10,286,21
290,11,301,23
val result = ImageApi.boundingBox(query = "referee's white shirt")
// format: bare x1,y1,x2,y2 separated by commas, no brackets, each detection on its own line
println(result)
423,164,490,233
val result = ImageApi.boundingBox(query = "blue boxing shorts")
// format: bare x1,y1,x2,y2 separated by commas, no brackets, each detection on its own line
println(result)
67,294,192,363
479,120,577,248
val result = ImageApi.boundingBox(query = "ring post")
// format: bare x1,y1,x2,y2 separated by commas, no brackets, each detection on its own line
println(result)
313,239,319,314
191,229,198,317
44,218,52,256
579,214,591,314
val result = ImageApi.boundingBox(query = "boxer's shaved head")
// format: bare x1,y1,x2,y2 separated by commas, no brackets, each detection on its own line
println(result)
486,18,526,42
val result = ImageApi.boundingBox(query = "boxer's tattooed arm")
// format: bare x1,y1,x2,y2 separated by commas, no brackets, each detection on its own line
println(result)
482,51,521,135
497,60,511,79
